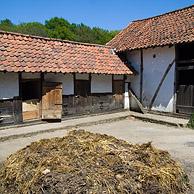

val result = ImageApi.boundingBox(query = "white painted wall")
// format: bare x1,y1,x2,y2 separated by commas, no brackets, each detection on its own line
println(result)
127,50,141,98
22,73,40,79
75,73,89,80
44,73,74,95
91,74,112,93
113,75,123,80
124,83,130,109
0,72,19,99
127,46,175,112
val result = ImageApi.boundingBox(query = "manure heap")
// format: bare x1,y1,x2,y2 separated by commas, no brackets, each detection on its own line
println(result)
0,130,190,193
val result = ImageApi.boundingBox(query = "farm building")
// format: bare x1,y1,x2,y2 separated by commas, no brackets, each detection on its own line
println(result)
108,5,194,115
0,31,133,125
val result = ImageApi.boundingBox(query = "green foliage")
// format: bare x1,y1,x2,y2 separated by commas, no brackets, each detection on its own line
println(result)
187,113,194,129
0,19,15,32
16,22,48,37
0,17,119,44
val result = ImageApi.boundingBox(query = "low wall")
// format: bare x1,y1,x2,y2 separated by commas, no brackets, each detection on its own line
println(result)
0,97,22,125
62,94,124,116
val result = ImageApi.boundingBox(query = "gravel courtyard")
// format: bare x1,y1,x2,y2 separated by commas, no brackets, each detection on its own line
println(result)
0,118,194,188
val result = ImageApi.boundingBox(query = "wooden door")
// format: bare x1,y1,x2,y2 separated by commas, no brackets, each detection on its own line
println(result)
113,80,124,108
113,80,124,95
42,82,62,120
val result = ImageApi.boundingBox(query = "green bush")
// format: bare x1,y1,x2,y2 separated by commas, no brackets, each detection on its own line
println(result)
187,113,194,129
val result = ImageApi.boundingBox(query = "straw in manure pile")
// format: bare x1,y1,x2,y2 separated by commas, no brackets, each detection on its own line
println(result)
0,130,191,193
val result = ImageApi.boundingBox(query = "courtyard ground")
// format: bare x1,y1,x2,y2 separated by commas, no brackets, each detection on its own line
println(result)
0,117,194,189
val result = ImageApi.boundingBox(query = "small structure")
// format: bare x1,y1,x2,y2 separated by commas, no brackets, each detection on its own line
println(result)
108,5,194,115
0,31,133,125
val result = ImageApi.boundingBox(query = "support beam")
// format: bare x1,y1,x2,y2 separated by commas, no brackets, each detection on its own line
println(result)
89,73,91,95
140,49,143,103
18,72,22,98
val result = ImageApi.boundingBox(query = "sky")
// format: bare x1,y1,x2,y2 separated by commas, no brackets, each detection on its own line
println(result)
0,0,193,30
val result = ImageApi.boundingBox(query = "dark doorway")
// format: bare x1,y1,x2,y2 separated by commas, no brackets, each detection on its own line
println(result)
176,42,194,114
75,80,90,97
21,79,41,121
21,80,41,100
113,80,124,94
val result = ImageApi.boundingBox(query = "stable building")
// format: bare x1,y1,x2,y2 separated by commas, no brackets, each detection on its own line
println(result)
0,31,133,125
108,5,194,115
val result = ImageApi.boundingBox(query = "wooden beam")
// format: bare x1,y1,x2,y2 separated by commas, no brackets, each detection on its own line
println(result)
176,59,194,64
177,66,194,70
140,49,143,103
89,73,91,95
40,72,44,97
39,72,44,119
149,59,175,110
173,45,178,113
18,72,22,98
73,73,76,95
112,75,114,94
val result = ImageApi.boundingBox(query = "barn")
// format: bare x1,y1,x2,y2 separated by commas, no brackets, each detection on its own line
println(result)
108,5,194,115
0,31,133,125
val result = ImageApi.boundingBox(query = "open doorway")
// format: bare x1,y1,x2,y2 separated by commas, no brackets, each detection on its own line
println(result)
21,79,41,121
176,42,194,114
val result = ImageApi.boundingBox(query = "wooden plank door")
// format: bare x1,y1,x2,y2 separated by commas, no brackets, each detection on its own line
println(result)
113,80,124,108
42,82,62,120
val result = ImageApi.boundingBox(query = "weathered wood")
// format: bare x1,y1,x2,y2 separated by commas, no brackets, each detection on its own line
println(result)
177,66,194,70
0,99,14,124
62,94,124,116
42,82,62,120
176,85,194,114
113,80,123,94
0,97,22,125
22,99,40,121
13,97,23,123
140,49,143,103
149,59,175,110
18,72,22,98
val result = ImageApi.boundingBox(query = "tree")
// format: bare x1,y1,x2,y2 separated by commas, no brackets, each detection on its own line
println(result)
0,19,15,31
15,22,48,37
45,17,76,40
0,17,119,44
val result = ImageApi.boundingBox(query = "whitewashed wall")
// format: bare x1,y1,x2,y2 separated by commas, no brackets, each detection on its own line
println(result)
75,73,89,80
124,83,130,109
113,75,123,80
44,73,74,95
91,74,112,93
0,72,19,99
127,50,141,98
22,73,40,79
127,46,175,112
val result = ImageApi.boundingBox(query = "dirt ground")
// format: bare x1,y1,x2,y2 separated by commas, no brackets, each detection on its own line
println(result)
0,118,194,189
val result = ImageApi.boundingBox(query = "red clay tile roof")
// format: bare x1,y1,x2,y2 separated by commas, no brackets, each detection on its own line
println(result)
107,5,194,52
0,31,132,75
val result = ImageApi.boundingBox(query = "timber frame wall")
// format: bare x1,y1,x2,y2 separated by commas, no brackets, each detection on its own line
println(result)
0,72,126,125
175,42,194,115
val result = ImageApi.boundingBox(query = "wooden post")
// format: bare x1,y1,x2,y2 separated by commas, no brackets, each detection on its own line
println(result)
89,73,91,95
140,49,143,103
73,73,76,95
18,72,22,98
13,96,23,123
40,72,44,119
112,74,114,94
173,45,178,113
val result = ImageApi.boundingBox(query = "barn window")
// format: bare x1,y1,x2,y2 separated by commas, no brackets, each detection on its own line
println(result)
75,80,90,96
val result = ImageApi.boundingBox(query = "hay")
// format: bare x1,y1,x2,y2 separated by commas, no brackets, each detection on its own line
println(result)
0,130,190,194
